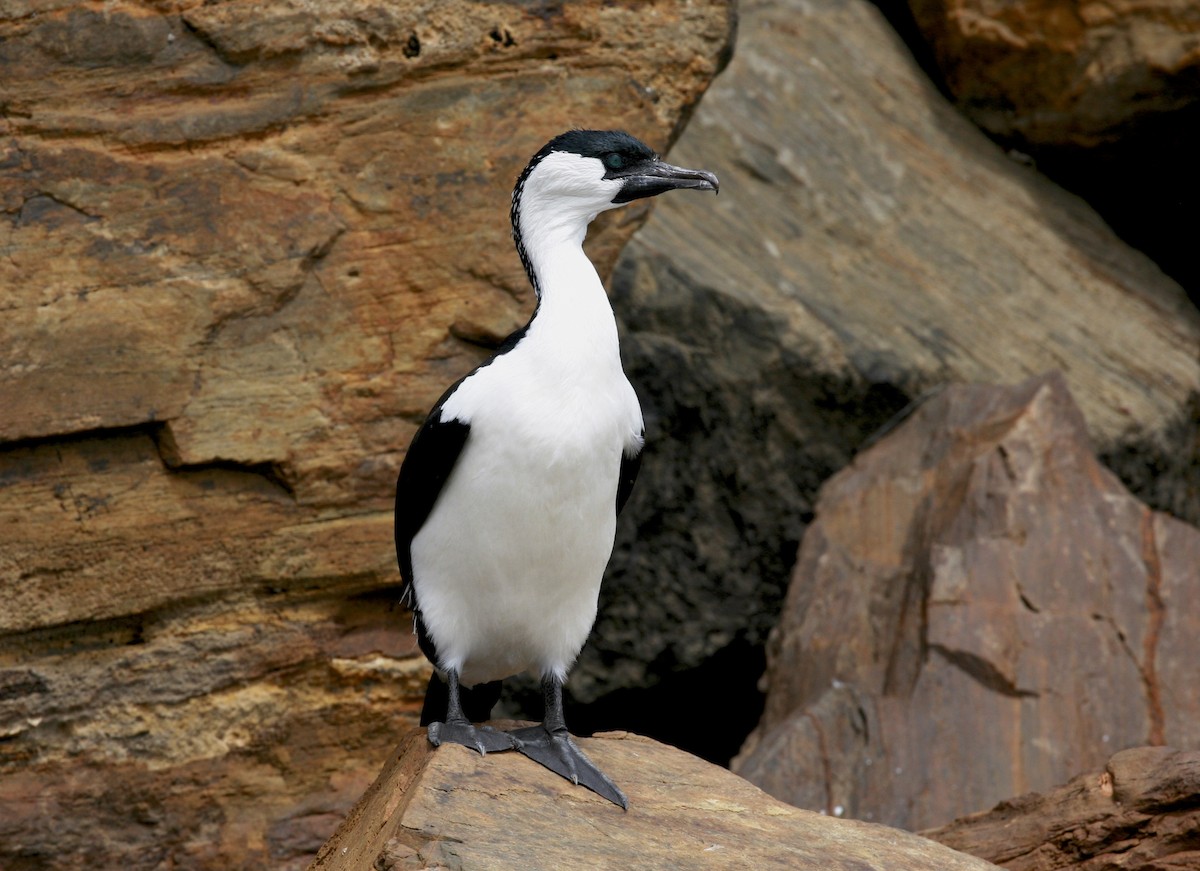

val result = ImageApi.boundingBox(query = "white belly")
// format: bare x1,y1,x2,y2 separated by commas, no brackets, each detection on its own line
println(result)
410,355,639,686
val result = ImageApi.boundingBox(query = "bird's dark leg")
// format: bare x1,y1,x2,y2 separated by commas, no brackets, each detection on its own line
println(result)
508,673,628,809
426,669,515,755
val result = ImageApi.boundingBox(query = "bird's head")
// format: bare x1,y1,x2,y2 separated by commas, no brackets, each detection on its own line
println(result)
511,129,718,257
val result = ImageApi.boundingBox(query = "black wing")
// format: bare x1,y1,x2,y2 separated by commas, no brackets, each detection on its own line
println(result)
394,404,471,608
615,435,643,516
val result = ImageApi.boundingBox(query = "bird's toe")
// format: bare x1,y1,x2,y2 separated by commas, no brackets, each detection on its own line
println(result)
427,721,517,755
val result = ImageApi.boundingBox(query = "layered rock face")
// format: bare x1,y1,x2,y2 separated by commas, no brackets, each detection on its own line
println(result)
573,0,1200,743
0,2,734,868
925,746,1200,870
311,727,1002,871
733,374,1200,831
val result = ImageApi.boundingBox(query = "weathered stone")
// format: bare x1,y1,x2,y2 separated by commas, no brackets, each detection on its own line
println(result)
896,0,1200,299
571,0,1200,733
0,1,734,867
924,746,1200,870
904,0,1200,147
311,727,1002,871
733,373,1200,831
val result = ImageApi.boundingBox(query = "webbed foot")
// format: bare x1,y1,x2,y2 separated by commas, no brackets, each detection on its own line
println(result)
427,721,517,756
509,724,628,809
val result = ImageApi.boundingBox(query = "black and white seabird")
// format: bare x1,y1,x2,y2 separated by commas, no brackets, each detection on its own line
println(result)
394,130,718,809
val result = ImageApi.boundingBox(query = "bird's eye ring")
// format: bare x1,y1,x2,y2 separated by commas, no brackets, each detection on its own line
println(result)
604,153,625,170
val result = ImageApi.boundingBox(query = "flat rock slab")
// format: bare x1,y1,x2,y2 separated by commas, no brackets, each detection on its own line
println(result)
311,728,1000,871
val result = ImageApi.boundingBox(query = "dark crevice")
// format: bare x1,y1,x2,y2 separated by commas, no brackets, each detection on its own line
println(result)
488,27,516,48
866,0,956,102
179,15,241,67
0,421,165,459
152,423,297,500
857,384,942,454
14,192,101,225
0,597,207,660
930,643,1039,699
0,421,296,501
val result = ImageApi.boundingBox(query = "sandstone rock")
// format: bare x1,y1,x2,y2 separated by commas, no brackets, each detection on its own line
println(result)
311,727,1002,871
0,2,734,867
904,0,1200,147
572,0,1200,732
924,746,1200,870
732,373,1200,831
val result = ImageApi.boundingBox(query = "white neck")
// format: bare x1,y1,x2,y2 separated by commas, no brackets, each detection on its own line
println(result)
520,220,620,369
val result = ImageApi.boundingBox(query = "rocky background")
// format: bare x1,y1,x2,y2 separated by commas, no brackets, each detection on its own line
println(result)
2,0,1198,869
0,2,734,868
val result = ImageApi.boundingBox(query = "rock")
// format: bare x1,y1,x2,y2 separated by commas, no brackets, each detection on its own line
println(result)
924,746,1200,870
897,0,1200,301
569,0,1200,742
0,2,734,867
310,727,1002,871
732,373,1200,832
904,0,1200,147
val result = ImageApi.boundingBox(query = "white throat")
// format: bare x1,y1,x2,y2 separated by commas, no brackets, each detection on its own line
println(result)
514,153,625,368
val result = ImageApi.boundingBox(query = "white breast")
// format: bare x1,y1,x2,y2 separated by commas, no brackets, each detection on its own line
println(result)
410,329,642,687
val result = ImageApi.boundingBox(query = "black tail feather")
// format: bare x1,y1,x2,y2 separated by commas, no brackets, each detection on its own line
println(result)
420,673,504,726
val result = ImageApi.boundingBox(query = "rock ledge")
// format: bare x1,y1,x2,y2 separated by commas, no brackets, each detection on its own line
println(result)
310,727,999,870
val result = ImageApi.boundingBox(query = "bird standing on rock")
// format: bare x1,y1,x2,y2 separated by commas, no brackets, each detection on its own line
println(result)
394,130,719,809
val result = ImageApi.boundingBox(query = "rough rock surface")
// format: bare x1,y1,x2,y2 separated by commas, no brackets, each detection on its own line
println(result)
569,0,1200,733
0,2,734,868
311,727,1002,871
732,373,1200,832
925,746,1200,870
898,0,1200,302
905,0,1200,147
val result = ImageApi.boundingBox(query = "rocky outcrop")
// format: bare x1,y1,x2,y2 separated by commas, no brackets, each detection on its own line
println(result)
311,727,1002,871
732,373,1200,832
0,2,734,868
925,746,1200,870
899,0,1200,302
904,0,1200,147
572,0,1200,738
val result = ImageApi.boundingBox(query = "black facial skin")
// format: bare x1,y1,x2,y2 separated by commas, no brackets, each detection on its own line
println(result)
535,129,720,204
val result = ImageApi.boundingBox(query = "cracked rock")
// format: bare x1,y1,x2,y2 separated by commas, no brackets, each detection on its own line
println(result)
733,373,1200,831
924,746,1200,870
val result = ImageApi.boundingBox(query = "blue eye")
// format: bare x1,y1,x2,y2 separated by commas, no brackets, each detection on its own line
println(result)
604,153,625,170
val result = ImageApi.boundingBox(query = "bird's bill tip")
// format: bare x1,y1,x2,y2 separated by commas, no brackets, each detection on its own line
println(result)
612,161,721,203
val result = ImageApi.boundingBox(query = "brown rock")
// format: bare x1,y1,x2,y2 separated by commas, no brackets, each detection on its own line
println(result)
733,373,1200,831
311,727,1002,871
905,0,1200,146
924,746,1200,870
0,2,734,867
